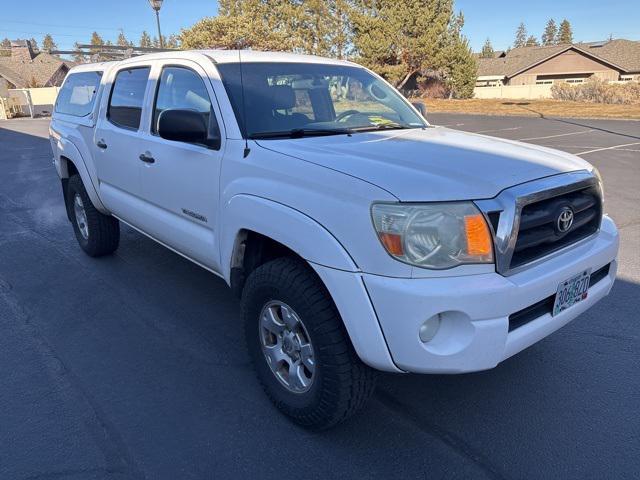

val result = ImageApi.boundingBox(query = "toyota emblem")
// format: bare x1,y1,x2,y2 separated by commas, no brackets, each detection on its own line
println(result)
557,207,574,233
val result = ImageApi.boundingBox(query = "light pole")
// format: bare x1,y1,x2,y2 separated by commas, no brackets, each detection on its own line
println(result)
148,0,164,48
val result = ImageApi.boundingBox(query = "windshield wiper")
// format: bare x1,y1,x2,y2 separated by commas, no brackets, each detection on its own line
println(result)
350,122,416,132
249,128,353,139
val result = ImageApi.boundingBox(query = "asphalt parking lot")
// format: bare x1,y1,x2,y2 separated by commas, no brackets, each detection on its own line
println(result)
0,114,638,480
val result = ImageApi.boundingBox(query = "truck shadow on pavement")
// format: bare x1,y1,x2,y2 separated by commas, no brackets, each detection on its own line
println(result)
505,103,640,140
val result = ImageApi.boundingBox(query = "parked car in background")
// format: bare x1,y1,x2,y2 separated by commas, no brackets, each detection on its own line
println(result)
49,51,619,429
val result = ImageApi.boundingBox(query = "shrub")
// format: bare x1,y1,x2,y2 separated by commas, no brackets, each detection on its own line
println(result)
551,78,640,104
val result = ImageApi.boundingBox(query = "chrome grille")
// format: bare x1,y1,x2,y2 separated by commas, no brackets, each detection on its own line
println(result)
476,171,603,276
511,184,601,268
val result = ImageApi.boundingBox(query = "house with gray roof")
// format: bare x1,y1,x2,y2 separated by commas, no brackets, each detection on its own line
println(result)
0,40,72,89
476,39,640,87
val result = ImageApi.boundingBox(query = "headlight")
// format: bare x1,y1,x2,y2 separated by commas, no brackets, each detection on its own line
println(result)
371,202,494,269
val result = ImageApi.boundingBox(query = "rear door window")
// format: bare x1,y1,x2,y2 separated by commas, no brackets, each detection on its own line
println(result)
107,67,151,130
55,71,102,117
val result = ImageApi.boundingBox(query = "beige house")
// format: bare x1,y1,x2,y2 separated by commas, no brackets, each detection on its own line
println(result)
0,40,72,89
477,39,640,87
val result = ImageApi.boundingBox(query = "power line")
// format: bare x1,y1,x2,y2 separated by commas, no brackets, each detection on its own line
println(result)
1,29,148,39
2,18,147,34
1,29,94,38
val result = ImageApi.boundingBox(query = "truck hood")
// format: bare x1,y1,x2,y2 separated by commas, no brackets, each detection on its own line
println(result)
256,127,592,201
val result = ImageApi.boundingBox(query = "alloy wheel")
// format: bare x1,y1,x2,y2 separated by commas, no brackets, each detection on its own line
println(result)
259,301,315,394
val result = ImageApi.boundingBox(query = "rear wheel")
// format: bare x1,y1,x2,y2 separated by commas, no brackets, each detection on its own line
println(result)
241,257,376,430
67,174,120,257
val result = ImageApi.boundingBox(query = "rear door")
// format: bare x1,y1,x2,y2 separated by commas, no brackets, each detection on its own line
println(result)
133,59,226,271
93,63,152,222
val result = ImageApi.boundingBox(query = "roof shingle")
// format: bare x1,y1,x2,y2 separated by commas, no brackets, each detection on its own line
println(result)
581,39,640,72
0,52,68,88
477,39,640,78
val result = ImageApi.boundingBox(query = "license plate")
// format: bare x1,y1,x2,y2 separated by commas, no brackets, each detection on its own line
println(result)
553,269,591,316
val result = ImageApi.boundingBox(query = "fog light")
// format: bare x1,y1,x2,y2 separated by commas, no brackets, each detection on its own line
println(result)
419,314,441,343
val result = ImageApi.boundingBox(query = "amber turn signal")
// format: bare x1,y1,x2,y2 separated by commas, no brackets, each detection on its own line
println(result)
379,232,404,256
464,214,493,256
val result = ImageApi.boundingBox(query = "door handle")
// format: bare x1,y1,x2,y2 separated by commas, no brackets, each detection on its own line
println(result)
139,153,155,164
96,140,107,149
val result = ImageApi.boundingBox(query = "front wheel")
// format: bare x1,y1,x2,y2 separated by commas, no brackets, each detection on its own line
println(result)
241,257,376,430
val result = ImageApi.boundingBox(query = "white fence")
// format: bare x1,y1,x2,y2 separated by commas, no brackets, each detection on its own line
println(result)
1,86,60,119
474,84,553,100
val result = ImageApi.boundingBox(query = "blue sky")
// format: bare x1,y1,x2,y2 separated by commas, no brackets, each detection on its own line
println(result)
456,0,639,50
1,0,639,52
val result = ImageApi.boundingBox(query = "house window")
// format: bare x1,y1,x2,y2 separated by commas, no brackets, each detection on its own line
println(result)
476,80,499,87
536,80,553,85
565,78,585,84
620,76,633,82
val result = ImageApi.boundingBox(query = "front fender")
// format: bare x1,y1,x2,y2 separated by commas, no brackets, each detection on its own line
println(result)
221,194,399,371
221,194,358,281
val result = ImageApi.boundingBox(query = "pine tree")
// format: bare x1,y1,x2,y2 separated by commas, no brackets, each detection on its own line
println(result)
165,35,180,49
117,32,133,47
442,11,477,98
72,42,86,63
29,37,40,51
446,36,477,98
152,35,169,48
480,38,495,58
88,32,105,61
542,19,557,46
328,0,352,59
178,0,347,58
42,34,58,53
350,0,455,88
180,0,309,52
514,22,527,48
139,31,153,48
178,0,477,96
556,19,573,44
525,35,540,47
90,32,104,48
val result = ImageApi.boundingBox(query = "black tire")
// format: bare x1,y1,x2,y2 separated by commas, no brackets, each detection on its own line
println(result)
67,174,120,257
242,256,377,430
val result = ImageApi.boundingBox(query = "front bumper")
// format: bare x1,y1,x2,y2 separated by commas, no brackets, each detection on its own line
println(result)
361,215,619,374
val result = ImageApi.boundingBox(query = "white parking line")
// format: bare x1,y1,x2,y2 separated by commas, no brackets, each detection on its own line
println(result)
518,130,593,141
541,144,640,152
576,142,640,156
540,145,609,149
438,123,465,127
473,126,522,134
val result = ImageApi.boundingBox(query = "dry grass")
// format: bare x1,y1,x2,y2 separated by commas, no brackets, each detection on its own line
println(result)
415,98,640,120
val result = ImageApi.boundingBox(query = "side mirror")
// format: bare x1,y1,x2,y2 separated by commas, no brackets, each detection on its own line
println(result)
158,109,220,149
411,101,427,117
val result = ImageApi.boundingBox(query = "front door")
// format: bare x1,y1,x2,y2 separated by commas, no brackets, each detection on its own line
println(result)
134,60,225,272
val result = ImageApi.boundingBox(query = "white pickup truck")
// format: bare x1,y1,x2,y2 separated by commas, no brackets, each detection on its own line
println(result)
50,50,619,429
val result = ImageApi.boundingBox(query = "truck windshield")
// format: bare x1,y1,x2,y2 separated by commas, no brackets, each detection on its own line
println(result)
216,62,427,139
